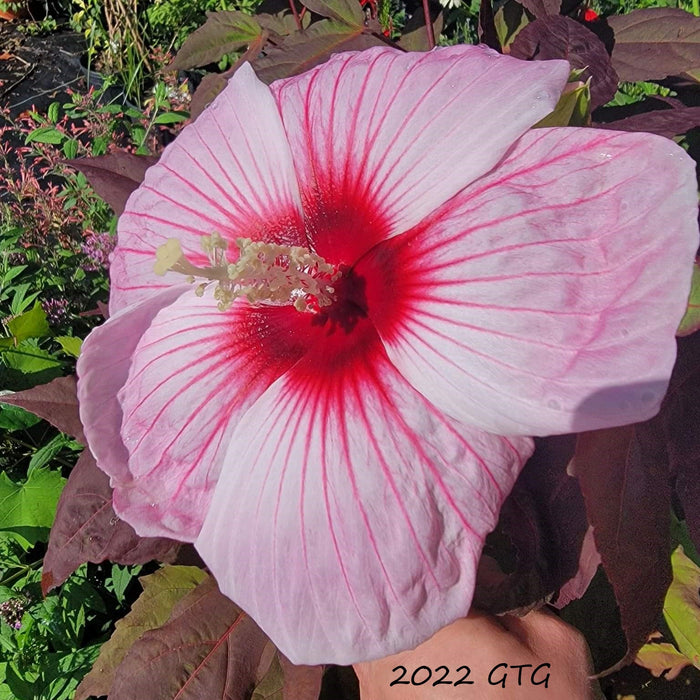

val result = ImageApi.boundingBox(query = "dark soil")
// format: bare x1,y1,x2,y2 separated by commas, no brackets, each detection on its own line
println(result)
0,21,84,119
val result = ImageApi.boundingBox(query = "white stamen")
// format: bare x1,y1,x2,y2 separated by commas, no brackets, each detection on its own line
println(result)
154,234,340,312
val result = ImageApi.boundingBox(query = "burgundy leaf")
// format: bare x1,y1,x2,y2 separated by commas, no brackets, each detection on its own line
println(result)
595,104,700,138
168,11,263,71
0,375,85,443
397,7,443,52
42,450,179,594
279,655,324,700
109,576,271,700
572,424,672,670
299,0,364,26
257,12,309,37
478,0,501,52
74,566,208,700
474,435,588,614
608,8,700,82
554,527,601,608
664,334,700,550
510,15,618,109
515,0,562,19
252,20,386,83
65,152,157,217
189,33,268,119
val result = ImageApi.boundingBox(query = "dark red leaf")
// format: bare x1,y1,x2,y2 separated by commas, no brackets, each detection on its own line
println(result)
572,424,672,670
299,0,364,26
279,655,324,700
397,6,443,52
257,11,308,37
0,375,85,443
608,8,700,82
474,435,588,614
189,33,268,120
478,0,501,52
509,15,619,109
554,527,601,608
109,576,271,700
65,152,157,217
42,450,179,594
168,11,263,71
515,0,562,19
596,104,700,138
663,334,700,550
252,19,386,83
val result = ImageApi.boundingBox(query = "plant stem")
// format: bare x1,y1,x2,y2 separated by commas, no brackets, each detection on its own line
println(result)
1,561,42,588
694,0,699,17
289,0,303,30
422,0,435,49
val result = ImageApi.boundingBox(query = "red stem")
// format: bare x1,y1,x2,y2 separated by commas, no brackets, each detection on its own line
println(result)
422,0,435,49
289,0,303,30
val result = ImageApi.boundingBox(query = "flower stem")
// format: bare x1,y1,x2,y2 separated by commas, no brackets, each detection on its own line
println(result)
422,0,435,49
289,0,303,30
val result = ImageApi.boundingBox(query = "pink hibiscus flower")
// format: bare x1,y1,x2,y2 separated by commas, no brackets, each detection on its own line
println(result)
76,45,698,665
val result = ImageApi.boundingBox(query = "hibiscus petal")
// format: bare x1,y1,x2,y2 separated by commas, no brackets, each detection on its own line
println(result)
195,337,533,665
271,45,569,262
77,286,188,483
359,128,699,435
110,63,305,314
114,291,309,541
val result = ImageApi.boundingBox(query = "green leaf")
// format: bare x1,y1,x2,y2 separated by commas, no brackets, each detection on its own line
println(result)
47,102,60,124
300,0,364,26
636,637,693,679
678,258,700,337
0,401,41,431
8,284,41,316
27,433,73,474
534,80,591,128
494,0,528,49
152,111,189,125
54,336,82,358
107,564,141,605
169,11,263,70
25,126,65,145
74,566,207,700
62,139,79,160
36,645,102,700
2,341,62,375
253,19,386,84
6,302,50,343
664,546,700,666
1,265,27,287
0,468,66,548
251,654,284,700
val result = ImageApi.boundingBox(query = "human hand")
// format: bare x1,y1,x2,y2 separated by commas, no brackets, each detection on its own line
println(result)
353,609,602,699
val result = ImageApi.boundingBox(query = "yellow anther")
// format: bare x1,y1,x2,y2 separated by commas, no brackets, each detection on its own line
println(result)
154,239,185,276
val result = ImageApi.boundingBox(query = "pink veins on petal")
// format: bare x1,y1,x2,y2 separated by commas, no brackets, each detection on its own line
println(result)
76,45,699,665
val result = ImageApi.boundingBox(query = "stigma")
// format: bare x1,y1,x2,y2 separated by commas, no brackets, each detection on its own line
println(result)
154,233,340,312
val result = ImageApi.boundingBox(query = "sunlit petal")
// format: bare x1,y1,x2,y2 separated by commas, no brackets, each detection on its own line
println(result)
114,291,308,540
196,335,532,664
359,128,698,434
110,63,305,314
77,286,189,483
272,45,569,262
